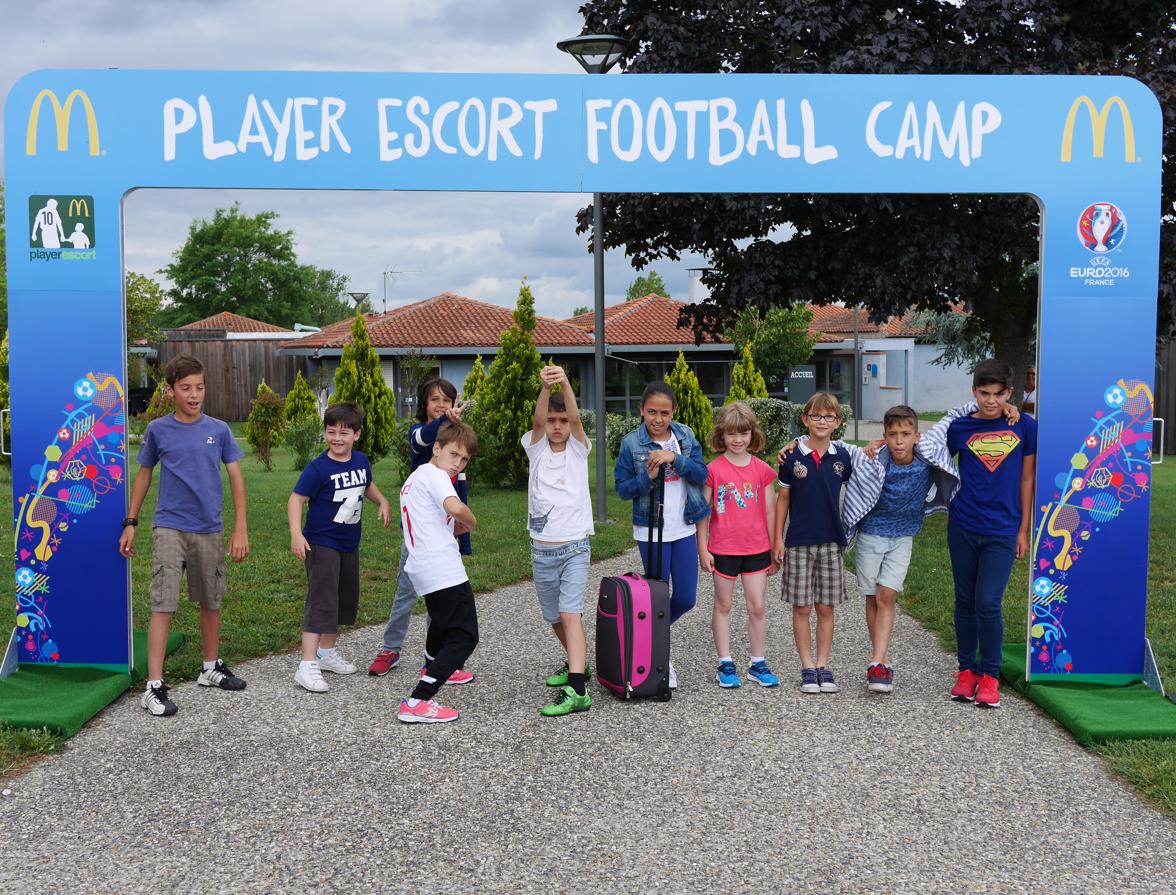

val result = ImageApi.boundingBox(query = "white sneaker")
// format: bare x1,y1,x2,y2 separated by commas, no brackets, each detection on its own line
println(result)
668,661,678,690
141,682,178,716
295,661,329,692
316,650,357,675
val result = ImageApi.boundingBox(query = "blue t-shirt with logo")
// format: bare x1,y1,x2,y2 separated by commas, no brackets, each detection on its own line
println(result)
138,414,244,533
778,443,852,547
294,450,372,553
947,413,1038,536
860,455,933,538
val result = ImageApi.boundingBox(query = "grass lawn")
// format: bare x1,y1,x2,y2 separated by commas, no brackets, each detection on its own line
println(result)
0,437,638,776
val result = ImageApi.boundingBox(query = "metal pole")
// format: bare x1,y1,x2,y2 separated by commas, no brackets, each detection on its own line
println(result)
593,193,608,524
853,303,861,441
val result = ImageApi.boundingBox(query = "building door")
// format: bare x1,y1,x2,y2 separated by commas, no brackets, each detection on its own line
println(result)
815,356,853,409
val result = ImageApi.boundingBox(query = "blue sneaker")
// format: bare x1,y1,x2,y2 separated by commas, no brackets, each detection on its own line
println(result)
800,667,820,694
746,660,780,688
816,666,839,693
716,660,741,688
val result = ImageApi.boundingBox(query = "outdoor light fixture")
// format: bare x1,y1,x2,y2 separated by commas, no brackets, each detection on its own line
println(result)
558,33,629,524
556,34,629,75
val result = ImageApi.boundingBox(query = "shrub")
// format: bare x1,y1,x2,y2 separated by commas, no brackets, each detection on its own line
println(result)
0,332,8,464
286,416,323,471
579,407,596,438
607,414,642,458
462,355,486,402
244,380,287,471
331,313,397,463
789,401,854,443
745,397,792,457
142,379,174,423
726,343,768,403
283,370,319,425
665,350,714,444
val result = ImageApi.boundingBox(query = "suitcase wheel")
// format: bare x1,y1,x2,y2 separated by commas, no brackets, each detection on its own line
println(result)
657,685,672,702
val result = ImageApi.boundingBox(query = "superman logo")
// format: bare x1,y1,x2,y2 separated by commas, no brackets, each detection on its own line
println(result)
966,431,1020,472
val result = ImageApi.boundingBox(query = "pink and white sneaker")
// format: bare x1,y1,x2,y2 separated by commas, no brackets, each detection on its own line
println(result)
397,698,460,724
422,665,475,685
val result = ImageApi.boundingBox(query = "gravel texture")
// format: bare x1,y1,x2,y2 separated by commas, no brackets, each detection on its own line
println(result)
2,547,1174,894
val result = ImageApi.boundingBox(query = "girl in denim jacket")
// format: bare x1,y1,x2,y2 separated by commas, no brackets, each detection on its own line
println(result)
613,382,710,689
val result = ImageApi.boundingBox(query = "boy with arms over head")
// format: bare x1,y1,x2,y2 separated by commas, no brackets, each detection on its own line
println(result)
396,421,480,724
118,355,249,717
936,359,1036,708
772,393,853,695
523,366,593,717
287,403,391,693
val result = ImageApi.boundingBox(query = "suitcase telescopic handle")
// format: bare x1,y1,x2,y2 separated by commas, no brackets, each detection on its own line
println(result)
645,465,666,580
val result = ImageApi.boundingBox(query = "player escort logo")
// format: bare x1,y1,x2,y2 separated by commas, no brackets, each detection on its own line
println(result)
28,195,96,262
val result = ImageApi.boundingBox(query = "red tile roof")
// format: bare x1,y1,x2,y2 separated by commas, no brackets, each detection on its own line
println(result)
179,311,291,334
284,292,593,350
566,294,728,345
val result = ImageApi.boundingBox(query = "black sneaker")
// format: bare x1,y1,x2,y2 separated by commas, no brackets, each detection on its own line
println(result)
141,682,178,716
197,659,246,691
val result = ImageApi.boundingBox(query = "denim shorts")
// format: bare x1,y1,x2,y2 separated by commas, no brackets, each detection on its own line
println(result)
855,532,914,596
531,537,591,623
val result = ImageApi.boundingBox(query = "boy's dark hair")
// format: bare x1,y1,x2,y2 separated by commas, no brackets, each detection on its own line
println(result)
973,359,1013,391
547,391,567,414
323,402,364,432
164,354,204,386
416,376,458,423
641,380,675,408
883,405,919,431
436,420,478,456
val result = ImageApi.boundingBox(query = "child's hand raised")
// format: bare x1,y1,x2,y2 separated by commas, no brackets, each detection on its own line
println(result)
447,399,466,422
540,365,565,388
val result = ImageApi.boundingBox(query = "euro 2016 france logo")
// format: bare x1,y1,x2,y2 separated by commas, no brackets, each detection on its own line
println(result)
1077,202,1126,254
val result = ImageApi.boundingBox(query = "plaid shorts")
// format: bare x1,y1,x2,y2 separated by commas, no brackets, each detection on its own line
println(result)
781,542,847,607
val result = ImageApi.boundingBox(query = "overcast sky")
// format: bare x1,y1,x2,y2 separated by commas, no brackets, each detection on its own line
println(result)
1,0,707,320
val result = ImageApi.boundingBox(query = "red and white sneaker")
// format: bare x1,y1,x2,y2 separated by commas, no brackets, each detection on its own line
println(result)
422,665,475,685
974,674,1001,708
368,649,400,677
950,669,980,702
397,698,460,724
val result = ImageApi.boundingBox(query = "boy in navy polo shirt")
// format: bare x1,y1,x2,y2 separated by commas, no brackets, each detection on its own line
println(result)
288,403,391,692
772,392,853,694
943,359,1037,709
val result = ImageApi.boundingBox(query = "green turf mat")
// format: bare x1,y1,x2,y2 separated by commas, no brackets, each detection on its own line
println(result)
0,632,186,738
1001,644,1176,746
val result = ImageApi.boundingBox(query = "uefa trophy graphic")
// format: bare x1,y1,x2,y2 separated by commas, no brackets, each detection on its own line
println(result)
1090,204,1114,253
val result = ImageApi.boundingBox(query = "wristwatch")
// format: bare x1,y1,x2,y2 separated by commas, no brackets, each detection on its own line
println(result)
121,517,139,528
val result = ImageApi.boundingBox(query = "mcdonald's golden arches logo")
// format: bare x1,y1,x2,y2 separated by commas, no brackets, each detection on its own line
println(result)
25,88,100,157
67,197,90,217
1060,96,1135,163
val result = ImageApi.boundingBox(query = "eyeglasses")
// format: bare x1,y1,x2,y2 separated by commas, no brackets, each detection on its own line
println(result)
806,414,841,423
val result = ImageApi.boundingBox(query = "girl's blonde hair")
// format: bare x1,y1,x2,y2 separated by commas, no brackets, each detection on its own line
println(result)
802,391,842,419
708,401,765,454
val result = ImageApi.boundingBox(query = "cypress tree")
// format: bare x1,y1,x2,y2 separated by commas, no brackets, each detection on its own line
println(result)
330,313,397,463
244,379,287,471
283,369,319,424
462,354,486,403
726,343,769,403
665,350,714,444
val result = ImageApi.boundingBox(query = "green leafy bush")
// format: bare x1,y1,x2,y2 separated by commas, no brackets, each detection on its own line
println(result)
726,343,768,403
283,370,319,425
142,379,174,423
244,380,287,471
606,414,642,458
665,350,714,444
330,313,397,463
286,416,323,471
745,397,792,457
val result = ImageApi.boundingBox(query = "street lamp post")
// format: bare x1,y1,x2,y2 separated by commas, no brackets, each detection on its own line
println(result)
558,34,628,525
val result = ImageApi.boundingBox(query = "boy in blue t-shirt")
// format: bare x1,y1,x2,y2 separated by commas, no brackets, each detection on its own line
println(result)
772,392,853,695
942,359,1037,709
119,355,250,717
288,403,390,692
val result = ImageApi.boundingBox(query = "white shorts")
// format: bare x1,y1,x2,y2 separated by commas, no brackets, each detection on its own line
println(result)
854,532,914,596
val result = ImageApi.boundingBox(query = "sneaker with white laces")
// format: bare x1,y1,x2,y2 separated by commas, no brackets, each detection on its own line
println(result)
668,661,678,690
294,661,329,693
141,681,178,716
316,650,357,675
196,659,246,691
397,698,460,724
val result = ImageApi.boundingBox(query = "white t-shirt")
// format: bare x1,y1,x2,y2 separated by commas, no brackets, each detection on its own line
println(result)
632,433,696,543
522,432,594,542
399,462,468,595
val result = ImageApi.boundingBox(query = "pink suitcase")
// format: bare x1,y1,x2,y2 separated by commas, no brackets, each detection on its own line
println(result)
596,469,672,701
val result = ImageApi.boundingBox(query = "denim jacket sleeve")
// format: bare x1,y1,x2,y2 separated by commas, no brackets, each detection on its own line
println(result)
672,427,709,485
614,432,653,501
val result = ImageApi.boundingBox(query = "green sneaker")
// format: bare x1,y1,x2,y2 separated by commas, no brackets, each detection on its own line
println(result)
540,685,592,717
545,662,591,687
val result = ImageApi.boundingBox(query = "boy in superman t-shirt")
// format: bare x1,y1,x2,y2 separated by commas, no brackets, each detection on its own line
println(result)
943,358,1037,710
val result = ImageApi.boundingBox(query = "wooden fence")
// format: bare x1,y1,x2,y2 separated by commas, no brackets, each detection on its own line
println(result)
156,335,306,421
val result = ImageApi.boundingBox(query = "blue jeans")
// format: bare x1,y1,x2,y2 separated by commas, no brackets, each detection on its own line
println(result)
947,519,1017,678
382,543,419,652
637,535,699,624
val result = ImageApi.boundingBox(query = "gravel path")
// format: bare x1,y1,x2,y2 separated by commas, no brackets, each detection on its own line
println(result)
2,548,1174,894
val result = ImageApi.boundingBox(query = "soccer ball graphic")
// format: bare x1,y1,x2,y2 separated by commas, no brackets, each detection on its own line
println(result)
1104,386,1125,408
74,378,95,400
1033,577,1054,598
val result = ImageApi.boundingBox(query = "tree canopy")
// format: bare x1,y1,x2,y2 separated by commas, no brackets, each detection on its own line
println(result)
160,204,351,329
625,269,669,301
0,185,8,327
578,1,1176,381
728,304,817,386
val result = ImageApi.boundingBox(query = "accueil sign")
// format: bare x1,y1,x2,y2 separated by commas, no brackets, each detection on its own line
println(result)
162,92,1003,168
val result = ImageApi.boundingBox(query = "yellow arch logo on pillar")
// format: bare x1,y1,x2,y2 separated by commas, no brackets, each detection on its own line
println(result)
25,88,100,157
1060,96,1135,163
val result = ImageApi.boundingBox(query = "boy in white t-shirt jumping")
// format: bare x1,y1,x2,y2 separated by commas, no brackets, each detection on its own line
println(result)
523,366,594,717
396,421,480,724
